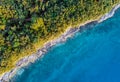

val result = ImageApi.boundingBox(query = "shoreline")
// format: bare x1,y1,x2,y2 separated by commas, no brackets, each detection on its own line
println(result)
0,4,120,82
98,4,120,23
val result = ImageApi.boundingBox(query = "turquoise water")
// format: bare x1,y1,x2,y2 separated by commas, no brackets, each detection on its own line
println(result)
12,8,120,82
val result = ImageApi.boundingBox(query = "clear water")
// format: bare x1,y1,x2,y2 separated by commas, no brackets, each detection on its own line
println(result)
11,8,120,82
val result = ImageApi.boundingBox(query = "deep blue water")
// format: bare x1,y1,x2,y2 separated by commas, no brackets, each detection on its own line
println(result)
12,8,120,82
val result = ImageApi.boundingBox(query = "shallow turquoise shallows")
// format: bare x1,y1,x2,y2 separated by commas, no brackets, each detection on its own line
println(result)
12,8,120,82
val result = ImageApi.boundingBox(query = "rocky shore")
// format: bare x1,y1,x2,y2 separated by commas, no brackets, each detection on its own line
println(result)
99,4,120,22
0,4,120,82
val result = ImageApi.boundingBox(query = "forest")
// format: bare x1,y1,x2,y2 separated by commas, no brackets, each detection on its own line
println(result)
0,0,120,74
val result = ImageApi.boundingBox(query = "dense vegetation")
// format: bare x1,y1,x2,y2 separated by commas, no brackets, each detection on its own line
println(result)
0,0,120,74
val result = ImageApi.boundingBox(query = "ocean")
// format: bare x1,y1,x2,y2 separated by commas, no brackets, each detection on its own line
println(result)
11,8,120,82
